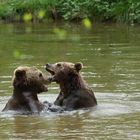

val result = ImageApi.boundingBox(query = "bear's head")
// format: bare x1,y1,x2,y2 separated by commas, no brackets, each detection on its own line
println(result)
45,62,83,84
13,66,49,93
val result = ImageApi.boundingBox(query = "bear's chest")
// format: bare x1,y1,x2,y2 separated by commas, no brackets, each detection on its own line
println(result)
62,94,78,108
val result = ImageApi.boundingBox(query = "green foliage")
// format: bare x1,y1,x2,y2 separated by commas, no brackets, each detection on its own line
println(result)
82,18,92,29
110,0,140,23
55,0,88,20
0,0,139,23
0,0,57,21
37,9,46,19
23,13,32,22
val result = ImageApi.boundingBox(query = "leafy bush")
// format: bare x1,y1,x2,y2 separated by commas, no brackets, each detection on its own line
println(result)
55,0,88,20
0,0,139,23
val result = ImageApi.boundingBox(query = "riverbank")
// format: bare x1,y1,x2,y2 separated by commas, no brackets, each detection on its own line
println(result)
0,0,140,24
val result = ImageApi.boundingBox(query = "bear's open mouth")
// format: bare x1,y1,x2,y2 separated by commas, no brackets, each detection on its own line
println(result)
45,68,55,75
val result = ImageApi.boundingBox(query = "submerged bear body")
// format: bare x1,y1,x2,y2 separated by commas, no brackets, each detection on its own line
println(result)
54,89,97,110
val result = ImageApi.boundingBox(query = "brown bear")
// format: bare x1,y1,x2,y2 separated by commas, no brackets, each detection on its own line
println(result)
2,66,50,114
45,62,97,110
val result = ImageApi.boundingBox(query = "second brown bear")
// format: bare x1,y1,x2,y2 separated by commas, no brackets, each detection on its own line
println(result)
45,62,97,110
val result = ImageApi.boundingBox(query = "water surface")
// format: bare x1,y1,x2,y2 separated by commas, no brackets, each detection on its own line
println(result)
0,23,140,139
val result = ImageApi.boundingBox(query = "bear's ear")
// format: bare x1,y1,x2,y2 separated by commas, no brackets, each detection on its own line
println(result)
74,62,83,72
15,69,26,79
13,69,27,88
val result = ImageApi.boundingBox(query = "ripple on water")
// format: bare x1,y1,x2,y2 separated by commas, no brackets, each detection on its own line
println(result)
0,93,140,118
0,93,140,140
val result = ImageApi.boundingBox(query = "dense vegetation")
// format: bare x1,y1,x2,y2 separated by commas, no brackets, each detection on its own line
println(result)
0,0,140,24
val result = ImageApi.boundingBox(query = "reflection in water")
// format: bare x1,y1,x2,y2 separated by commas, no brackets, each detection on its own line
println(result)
0,93,140,139
0,23,140,139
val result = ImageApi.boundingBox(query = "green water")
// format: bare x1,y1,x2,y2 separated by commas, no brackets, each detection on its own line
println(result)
0,23,140,139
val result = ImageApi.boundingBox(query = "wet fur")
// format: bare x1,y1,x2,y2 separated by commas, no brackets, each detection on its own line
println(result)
2,66,49,114
46,62,97,110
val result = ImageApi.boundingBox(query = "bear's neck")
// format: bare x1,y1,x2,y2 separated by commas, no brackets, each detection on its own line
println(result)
60,75,87,96
13,88,39,103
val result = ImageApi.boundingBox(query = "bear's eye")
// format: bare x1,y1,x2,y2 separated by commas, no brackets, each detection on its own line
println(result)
57,63,61,67
39,73,43,77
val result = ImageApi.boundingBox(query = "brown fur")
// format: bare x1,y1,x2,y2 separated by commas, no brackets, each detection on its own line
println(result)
2,66,49,114
45,62,97,110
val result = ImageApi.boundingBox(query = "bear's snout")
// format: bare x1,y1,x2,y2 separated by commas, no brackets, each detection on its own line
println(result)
46,63,50,67
45,64,55,75
45,63,51,70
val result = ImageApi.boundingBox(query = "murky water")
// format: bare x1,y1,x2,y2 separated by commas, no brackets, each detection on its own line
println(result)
0,23,140,139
